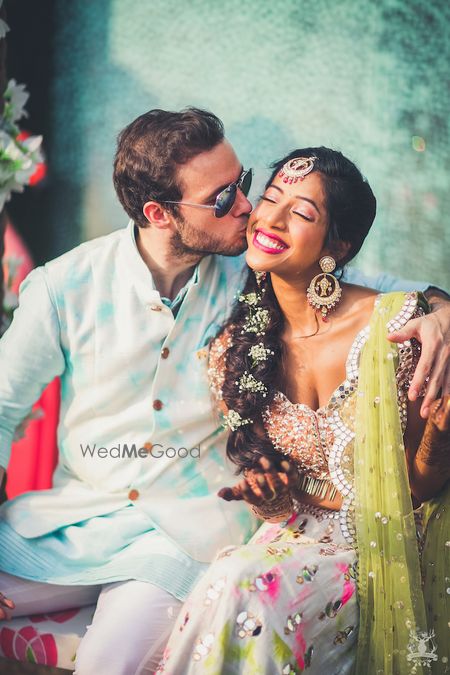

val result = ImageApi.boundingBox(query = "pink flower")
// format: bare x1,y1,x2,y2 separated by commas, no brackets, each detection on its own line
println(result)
253,524,283,544
336,564,356,606
293,628,307,669
341,579,355,606
0,625,58,666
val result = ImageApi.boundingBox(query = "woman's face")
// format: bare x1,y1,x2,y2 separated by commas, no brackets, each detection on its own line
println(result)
246,170,330,279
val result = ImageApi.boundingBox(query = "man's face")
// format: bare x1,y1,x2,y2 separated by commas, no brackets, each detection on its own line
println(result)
169,140,252,258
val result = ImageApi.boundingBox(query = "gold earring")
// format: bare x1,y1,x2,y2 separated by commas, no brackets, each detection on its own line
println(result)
306,256,342,321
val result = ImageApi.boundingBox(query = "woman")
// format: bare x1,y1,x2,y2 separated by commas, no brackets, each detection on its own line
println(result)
145,148,449,675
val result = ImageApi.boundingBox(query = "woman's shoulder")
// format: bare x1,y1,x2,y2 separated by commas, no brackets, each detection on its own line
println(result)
340,285,425,322
340,282,379,302
337,284,379,326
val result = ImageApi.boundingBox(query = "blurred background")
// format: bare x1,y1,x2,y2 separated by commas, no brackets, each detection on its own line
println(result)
5,0,450,287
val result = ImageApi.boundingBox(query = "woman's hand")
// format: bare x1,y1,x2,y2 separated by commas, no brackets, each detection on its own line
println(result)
218,457,298,508
408,395,450,503
432,394,450,432
0,591,15,620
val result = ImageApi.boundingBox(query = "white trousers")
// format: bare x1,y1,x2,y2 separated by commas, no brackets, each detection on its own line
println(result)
0,571,182,674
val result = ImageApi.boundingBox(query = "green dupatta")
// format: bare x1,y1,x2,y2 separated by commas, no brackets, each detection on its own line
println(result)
354,292,449,674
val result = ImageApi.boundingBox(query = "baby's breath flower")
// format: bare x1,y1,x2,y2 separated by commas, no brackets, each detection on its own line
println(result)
236,371,268,397
248,342,274,366
241,307,270,336
223,409,253,431
238,291,261,307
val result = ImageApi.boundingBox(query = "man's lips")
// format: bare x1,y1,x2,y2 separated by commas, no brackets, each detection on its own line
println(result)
252,229,289,255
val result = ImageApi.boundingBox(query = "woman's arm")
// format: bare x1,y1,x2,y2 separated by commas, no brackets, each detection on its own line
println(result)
405,395,450,502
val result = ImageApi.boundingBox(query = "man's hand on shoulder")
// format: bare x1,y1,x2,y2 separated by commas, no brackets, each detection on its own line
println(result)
388,289,450,418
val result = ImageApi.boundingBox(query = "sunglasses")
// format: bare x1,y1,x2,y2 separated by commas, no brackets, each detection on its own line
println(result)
163,168,253,218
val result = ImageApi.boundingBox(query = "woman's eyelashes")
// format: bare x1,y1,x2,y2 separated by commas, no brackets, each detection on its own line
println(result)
293,210,314,222
260,195,314,222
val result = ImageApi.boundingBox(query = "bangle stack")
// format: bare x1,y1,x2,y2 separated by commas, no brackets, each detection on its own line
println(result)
250,492,294,521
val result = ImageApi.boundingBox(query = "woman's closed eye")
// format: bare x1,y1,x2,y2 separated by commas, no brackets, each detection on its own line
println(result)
260,194,277,204
293,210,314,222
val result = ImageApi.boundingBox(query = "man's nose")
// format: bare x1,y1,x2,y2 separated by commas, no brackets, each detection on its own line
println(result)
233,187,253,216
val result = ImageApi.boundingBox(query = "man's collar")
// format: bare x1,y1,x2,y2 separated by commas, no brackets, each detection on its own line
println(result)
121,220,212,303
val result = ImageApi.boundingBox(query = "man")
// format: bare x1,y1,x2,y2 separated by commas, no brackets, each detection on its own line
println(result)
0,108,448,674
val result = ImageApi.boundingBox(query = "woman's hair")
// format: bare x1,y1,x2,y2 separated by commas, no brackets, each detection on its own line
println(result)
220,146,376,471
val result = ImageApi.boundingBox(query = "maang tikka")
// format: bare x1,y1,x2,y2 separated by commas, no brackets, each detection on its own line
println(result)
278,156,317,184
307,256,342,321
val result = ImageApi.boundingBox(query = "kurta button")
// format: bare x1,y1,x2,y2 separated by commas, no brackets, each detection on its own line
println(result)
149,304,162,312
128,489,139,501
161,347,170,359
153,399,163,411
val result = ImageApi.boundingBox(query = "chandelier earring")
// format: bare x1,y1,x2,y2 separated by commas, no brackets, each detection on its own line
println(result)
306,255,342,322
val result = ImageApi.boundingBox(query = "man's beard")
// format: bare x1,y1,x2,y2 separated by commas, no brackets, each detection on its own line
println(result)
169,214,248,259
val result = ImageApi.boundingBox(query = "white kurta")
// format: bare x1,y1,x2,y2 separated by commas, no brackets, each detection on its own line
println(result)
0,222,257,577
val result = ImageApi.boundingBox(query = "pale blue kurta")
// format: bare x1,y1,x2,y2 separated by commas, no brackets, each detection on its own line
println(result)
0,221,429,598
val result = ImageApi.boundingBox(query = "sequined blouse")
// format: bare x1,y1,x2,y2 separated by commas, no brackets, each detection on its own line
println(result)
208,292,424,539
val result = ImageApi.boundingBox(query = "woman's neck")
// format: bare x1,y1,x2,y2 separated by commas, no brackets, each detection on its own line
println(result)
270,272,321,339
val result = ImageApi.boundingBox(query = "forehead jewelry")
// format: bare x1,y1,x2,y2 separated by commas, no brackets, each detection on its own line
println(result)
278,156,317,184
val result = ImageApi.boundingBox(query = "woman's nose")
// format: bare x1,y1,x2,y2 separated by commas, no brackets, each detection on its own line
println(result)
258,205,287,231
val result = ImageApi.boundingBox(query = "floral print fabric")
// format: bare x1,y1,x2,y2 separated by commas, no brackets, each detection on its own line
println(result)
157,508,358,674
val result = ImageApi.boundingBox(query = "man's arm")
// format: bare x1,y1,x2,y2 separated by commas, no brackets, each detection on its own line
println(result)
345,268,450,418
0,267,65,466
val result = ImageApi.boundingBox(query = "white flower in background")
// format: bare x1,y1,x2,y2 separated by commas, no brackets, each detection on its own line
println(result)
3,80,29,124
0,82,43,210
0,1,9,40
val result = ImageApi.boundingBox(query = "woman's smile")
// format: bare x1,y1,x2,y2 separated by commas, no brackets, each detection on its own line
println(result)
252,228,289,255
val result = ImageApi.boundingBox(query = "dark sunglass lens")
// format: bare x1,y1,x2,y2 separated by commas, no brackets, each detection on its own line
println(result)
215,184,236,218
239,170,252,197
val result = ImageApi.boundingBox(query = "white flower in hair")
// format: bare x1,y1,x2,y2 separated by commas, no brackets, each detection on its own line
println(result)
223,409,253,431
236,372,268,397
248,343,274,366
238,291,261,307
241,307,270,336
